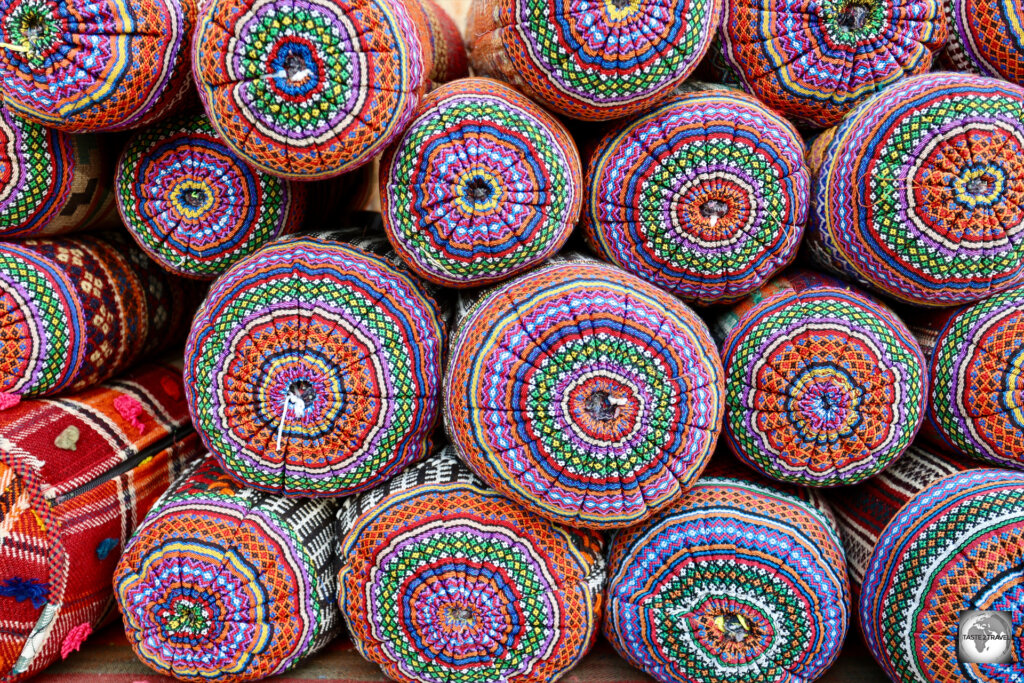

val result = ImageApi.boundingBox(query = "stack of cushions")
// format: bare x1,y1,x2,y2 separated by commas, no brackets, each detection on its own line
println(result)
943,0,1024,85
192,0,425,179
583,87,808,306
718,271,927,486
466,0,720,120
380,77,581,288
910,285,1024,469
828,444,1024,683
605,466,850,683
808,72,1024,306
114,457,341,681
445,257,725,529
720,0,946,127
116,111,306,279
337,448,606,683
0,108,118,238
0,362,203,680
184,232,446,496
402,0,468,83
0,0,194,131
0,232,202,400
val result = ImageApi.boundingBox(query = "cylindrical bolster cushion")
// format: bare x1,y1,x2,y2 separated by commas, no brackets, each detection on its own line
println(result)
0,108,118,239
402,0,468,83
943,0,1024,86
720,0,945,127
808,72,1024,306
718,271,927,486
184,233,446,497
445,257,725,529
0,362,203,681
0,232,202,399
604,472,850,683
114,457,341,681
337,449,606,683
193,0,424,179
466,0,720,121
0,0,194,131
116,111,306,280
583,87,807,306
381,77,581,288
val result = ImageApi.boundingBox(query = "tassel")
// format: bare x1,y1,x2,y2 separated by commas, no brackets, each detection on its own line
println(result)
113,395,146,433
0,577,48,609
60,622,91,659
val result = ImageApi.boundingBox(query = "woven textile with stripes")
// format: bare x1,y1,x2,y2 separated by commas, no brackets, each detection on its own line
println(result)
184,233,445,497
337,448,605,683
114,457,340,682
720,0,946,127
943,0,1024,86
808,72,1024,306
0,362,202,681
718,271,926,486
381,77,581,288
116,111,306,280
466,0,720,121
402,0,468,83
0,108,118,239
0,0,193,132
911,285,1024,470
604,472,850,683
0,232,201,400
193,0,424,179
583,88,807,306
828,445,1024,683
445,257,724,530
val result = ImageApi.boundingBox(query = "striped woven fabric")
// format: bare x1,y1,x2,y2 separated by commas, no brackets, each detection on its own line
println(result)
184,232,446,497
718,271,927,487
0,108,118,239
193,0,425,179
445,257,725,530
583,87,807,306
0,232,202,400
337,449,606,683
720,0,946,127
910,285,1024,471
943,0,1024,85
115,457,341,681
403,0,468,83
466,0,720,121
116,111,306,279
604,470,850,683
827,444,1024,683
0,0,194,132
808,72,1024,306
0,362,203,681
381,77,581,288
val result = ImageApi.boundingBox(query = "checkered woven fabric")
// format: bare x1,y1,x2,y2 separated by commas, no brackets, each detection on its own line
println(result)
0,362,203,681
908,285,1024,471
719,271,927,486
337,448,606,683
466,0,720,121
0,0,194,132
115,457,341,682
604,473,850,683
583,87,808,306
445,257,725,530
402,0,468,83
184,233,446,497
193,0,425,179
0,232,202,399
116,111,306,280
942,0,1024,86
381,77,580,288
720,0,945,127
833,448,1024,683
808,72,1024,306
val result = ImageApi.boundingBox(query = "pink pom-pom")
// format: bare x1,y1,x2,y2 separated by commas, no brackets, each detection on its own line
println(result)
0,392,21,411
61,622,92,659
113,395,146,433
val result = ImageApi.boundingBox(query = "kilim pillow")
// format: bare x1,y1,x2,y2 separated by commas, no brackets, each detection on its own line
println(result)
942,0,1024,86
445,257,725,530
337,448,606,683
402,0,468,83
114,457,341,681
0,362,203,680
